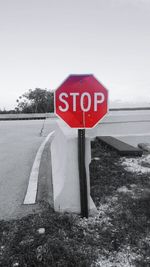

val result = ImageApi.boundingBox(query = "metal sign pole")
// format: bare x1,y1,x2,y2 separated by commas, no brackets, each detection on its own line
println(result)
78,129,88,218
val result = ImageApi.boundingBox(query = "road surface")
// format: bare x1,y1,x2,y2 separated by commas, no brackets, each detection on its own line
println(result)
0,119,58,220
88,110,150,145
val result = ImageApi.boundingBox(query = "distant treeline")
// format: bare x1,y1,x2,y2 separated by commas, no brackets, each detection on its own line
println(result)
0,109,17,114
0,88,54,114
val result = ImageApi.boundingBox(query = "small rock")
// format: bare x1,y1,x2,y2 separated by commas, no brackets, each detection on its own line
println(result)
92,157,100,161
12,262,19,267
20,238,34,246
111,196,118,202
37,228,45,234
117,186,131,194
130,184,137,189
138,143,150,152
140,161,150,168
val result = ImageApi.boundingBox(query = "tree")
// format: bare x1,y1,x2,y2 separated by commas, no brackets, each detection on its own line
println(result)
15,88,54,113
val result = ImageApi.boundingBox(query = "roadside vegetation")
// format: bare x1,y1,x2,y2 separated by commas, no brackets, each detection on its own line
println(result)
15,88,54,114
1,139,150,266
0,88,54,114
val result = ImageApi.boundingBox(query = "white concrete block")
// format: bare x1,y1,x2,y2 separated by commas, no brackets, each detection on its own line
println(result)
51,121,97,215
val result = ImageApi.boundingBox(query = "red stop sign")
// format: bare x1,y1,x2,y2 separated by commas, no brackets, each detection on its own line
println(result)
55,75,108,128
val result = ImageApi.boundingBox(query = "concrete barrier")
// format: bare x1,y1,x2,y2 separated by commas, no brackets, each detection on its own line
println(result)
0,113,57,120
51,121,97,215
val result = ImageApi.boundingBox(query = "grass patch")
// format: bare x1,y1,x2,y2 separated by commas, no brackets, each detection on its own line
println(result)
0,203,97,267
1,138,150,266
90,138,150,266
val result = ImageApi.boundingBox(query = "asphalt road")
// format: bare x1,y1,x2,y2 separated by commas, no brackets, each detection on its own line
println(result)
0,119,58,220
88,110,150,145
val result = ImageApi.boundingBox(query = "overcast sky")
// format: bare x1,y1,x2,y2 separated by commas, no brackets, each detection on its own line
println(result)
0,0,150,109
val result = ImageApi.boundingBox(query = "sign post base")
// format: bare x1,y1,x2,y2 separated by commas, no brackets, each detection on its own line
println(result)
78,129,88,218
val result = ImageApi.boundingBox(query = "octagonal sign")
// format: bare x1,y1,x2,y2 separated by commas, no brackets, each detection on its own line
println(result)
55,75,108,128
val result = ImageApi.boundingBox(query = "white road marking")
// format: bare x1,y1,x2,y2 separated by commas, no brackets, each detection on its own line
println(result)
23,131,55,204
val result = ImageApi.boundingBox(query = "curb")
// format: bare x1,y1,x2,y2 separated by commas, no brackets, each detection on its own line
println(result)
23,131,55,204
